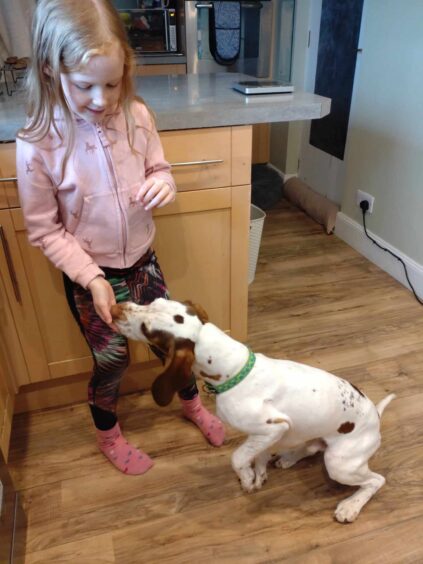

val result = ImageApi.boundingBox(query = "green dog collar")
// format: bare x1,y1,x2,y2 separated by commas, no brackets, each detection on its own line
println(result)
203,349,256,394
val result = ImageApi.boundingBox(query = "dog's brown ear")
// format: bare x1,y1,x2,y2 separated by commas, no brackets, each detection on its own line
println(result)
151,373,177,407
184,300,209,324
151,340,196,406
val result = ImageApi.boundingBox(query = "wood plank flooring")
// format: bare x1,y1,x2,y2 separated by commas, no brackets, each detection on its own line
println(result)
8,199,423,563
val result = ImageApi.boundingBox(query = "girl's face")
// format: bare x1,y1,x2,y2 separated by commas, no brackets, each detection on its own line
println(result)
60,43,125,123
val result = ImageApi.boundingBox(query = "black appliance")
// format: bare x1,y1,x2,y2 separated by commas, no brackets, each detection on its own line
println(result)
115,1,179,54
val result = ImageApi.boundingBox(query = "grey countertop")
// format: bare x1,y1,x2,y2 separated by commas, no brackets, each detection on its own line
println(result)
0,73,330,142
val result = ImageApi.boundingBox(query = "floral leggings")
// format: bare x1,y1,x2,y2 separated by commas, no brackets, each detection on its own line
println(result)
63,249,198,429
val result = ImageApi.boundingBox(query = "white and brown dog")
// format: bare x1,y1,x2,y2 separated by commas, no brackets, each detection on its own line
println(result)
111,298,395,523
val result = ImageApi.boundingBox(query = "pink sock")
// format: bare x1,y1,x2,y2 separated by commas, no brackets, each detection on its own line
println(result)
96,422,153,475
180,395,225,446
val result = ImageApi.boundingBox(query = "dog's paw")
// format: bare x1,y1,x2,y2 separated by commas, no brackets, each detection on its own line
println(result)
273,452,298,469
241,482,256,493
253,467,268,490
238,467,256,493
334,498,362,523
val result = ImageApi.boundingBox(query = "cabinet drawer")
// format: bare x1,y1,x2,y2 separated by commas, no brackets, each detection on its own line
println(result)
160,127,232,191
0,143,18,209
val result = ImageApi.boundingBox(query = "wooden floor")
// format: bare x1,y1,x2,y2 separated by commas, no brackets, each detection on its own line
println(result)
9,199,423,563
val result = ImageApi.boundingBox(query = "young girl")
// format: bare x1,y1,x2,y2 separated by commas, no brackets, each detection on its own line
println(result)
16,0,225,475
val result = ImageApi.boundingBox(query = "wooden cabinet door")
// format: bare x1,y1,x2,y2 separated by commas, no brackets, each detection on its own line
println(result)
0,267,29,389
0,324,16,460
0,361,14,461
0,209,49,384
153,184,250,340
154,188,231,330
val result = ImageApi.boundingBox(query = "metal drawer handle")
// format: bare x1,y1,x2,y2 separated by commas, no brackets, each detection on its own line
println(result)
195,3,213,8
171,159,223,167
0,224,22,303
0,176,17,183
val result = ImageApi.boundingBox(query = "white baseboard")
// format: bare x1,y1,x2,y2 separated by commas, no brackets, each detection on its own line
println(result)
265,162,286,180
266,161,298,184
281,172,298,183
335,212,423,299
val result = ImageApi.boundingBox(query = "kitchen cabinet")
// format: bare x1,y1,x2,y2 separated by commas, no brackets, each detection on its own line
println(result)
0,125,251,407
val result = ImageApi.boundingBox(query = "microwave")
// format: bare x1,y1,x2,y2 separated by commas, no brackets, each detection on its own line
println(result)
116,1,178,54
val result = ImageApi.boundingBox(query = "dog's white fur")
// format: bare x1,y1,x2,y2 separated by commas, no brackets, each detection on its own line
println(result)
111,298,395,523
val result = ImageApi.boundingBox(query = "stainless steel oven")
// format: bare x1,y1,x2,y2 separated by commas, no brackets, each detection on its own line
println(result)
115,0,181,54
185,0,274,77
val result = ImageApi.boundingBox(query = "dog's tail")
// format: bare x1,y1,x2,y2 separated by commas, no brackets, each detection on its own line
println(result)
376,393,396,417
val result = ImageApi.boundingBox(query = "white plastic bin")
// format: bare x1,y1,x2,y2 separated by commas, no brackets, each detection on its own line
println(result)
248,204,266,284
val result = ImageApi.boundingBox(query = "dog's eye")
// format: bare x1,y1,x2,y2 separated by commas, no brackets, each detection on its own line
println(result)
173,315,184,324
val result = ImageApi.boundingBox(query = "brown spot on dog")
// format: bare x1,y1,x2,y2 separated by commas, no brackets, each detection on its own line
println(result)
110,303,125,320
338,421,355,434
200,371,222,381
173,315,184,324
266,418,289,425
350,382,365,397
316,438,328,449
184,300,209,324
141,323,174,354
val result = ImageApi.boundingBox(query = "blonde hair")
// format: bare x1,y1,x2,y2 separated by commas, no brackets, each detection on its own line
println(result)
18,0,144,166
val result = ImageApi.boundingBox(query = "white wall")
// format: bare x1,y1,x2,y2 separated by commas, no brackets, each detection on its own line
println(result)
340,0,423,265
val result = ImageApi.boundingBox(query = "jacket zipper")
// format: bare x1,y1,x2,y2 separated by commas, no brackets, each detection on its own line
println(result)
95,123,127,264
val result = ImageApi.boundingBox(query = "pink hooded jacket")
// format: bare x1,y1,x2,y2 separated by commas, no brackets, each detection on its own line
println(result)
16,101,176,289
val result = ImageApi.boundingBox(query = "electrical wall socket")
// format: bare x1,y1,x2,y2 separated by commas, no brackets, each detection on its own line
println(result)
357,190,375,214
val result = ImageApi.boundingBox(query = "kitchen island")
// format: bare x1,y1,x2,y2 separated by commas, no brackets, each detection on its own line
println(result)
0,73,330,420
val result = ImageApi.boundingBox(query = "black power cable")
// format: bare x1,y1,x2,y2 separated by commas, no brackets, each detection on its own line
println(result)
360,200,423,305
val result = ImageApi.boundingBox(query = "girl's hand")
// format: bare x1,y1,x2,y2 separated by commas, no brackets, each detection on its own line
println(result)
136,178,175,210
87,276,117,330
